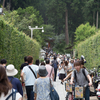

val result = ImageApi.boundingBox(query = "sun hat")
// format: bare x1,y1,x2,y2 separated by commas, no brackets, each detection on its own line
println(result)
38,65,48,77
6,64,18,76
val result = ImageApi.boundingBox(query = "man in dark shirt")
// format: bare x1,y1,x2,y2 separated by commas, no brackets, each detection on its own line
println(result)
20,56,28,83
20,56,28,99
20,56,28,70
51,56,58,81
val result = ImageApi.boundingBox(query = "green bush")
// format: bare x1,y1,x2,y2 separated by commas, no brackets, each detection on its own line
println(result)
0,20,40,78
75,23,96,45
75,30,100,69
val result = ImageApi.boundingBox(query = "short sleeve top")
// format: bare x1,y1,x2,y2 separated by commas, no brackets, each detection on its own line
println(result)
22,64,39,86
33,77,51,100
72,68,89,86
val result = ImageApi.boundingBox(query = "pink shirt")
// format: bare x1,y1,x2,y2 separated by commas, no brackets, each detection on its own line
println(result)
45,64,54,81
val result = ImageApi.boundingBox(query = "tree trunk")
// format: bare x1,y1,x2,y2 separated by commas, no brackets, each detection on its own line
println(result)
9,0,11,10
65,9,69,45
96,11,98,29
93,11,95,26
2,0,5,13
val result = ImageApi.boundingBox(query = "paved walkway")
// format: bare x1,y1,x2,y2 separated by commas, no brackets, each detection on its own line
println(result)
54,71,97,100
54,72,66,100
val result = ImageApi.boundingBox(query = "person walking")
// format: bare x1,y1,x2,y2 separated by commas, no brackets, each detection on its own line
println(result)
20,56,28,99
21,56,38,100
59,62,66,84
0,64,22,100
0,59,7,68
20,56,28,71
51,56,58,81
34,65,51,100
45,59,54,81
35,59,39,66
6,64,23,96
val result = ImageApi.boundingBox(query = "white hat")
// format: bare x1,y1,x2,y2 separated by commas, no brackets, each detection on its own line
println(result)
6,64,18,76
81,55,84,59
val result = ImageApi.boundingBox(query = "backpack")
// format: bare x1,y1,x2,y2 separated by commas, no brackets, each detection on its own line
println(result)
52,60,58,69
74,68,89,83
6,89,17,100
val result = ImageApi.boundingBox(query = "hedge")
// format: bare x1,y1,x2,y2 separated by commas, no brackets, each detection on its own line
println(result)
0,19,40,78
75,31,100,69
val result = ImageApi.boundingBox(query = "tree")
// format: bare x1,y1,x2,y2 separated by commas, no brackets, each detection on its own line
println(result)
53,34,66,53
75,23,96,45
82,0,100,28
1,6,44,45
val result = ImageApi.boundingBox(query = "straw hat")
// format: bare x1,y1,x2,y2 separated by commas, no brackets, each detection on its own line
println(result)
6,64,18,76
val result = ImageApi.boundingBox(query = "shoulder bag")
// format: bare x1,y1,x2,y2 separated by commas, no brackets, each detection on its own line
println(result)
49,78,59,100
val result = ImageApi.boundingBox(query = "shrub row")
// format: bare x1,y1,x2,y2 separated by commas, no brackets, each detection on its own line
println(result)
0,19,40,78
75,31,100,69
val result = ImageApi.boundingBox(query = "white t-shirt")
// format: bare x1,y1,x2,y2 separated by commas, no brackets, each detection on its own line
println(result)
0,89,22,100
59,66,65,74
67,63,72,71
22,64,39,86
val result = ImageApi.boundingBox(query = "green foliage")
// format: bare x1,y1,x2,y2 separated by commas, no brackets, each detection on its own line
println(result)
75,23,96,45
75,30,100,69
82,0,100,26
1,6,44,45
0,19,40,78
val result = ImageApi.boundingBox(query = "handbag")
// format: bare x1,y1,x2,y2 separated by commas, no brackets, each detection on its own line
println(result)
49,78,59,100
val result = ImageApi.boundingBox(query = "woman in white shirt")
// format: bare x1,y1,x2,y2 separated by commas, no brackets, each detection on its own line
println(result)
59,62,66,84
0,64,22,100
65,60,72,75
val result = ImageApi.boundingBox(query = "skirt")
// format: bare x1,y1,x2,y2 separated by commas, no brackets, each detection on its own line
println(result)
59,73,65,80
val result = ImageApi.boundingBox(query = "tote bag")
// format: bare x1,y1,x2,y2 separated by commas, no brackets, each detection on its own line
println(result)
49,78,59,100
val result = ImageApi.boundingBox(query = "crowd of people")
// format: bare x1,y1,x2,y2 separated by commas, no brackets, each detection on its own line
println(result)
0,53,92,100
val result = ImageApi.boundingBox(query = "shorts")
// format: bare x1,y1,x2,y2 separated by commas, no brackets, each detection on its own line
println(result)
59,74,65,80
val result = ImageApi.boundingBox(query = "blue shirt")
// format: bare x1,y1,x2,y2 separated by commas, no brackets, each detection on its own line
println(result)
8,76,23,96
22,64,39,86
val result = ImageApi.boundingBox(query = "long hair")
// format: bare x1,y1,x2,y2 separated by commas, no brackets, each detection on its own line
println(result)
0,65,12,96
65,61,68,66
